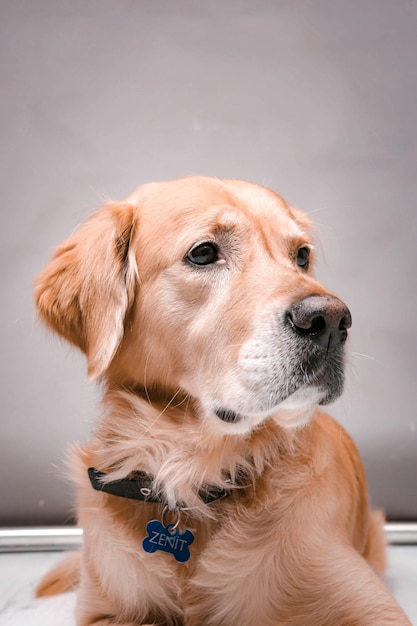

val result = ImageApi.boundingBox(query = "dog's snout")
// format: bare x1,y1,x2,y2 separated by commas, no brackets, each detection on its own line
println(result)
287,295,352,349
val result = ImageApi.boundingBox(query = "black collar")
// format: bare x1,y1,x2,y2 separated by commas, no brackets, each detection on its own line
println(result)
88,467,231,506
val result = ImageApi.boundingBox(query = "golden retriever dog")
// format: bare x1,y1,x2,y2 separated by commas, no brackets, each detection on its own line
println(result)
35,176,410,625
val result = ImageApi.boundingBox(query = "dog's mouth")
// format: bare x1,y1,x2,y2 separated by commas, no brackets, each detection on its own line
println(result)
213,382,334,428
214,408,242,424
211,337,347,429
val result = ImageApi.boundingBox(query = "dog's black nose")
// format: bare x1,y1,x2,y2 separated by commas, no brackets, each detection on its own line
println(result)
287,295,352,349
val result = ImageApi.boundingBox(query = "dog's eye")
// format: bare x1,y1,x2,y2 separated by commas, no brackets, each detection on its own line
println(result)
186,242,219,266
296,246,310,269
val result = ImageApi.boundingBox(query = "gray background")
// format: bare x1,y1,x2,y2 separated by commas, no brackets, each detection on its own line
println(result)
1,0,416,525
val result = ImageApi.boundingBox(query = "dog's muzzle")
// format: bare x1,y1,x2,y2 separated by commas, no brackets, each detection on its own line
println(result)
212,295,352,426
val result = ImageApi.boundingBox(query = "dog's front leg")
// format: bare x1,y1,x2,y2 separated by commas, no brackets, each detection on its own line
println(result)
184,529,411,626
281,543,412,626
75,558,183,626
77,616,182,626
82,622,154,626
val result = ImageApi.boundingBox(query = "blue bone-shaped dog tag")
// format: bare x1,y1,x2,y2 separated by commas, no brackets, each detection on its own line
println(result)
142,519,194,563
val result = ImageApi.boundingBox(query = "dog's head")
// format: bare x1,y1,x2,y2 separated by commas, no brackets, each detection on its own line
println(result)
36,176,351,434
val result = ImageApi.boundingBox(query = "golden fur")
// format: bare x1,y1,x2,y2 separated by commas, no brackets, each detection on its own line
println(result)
35,177,410,625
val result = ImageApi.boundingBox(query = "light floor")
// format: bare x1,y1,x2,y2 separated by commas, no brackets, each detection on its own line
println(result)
0,547,416,625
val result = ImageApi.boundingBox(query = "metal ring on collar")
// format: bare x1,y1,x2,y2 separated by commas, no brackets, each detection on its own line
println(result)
161,505,181,533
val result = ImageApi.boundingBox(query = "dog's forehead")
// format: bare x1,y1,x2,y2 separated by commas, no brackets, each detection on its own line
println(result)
220,178,304,236
128,177,308,273
130,176,304,236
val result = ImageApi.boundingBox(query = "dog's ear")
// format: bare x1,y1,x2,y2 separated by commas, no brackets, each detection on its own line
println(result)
35,202,138,380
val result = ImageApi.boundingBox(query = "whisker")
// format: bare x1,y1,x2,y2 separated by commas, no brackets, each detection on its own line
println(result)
351,351,380,363
143,355,152,405
142,388,183,435
171,394,189,410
